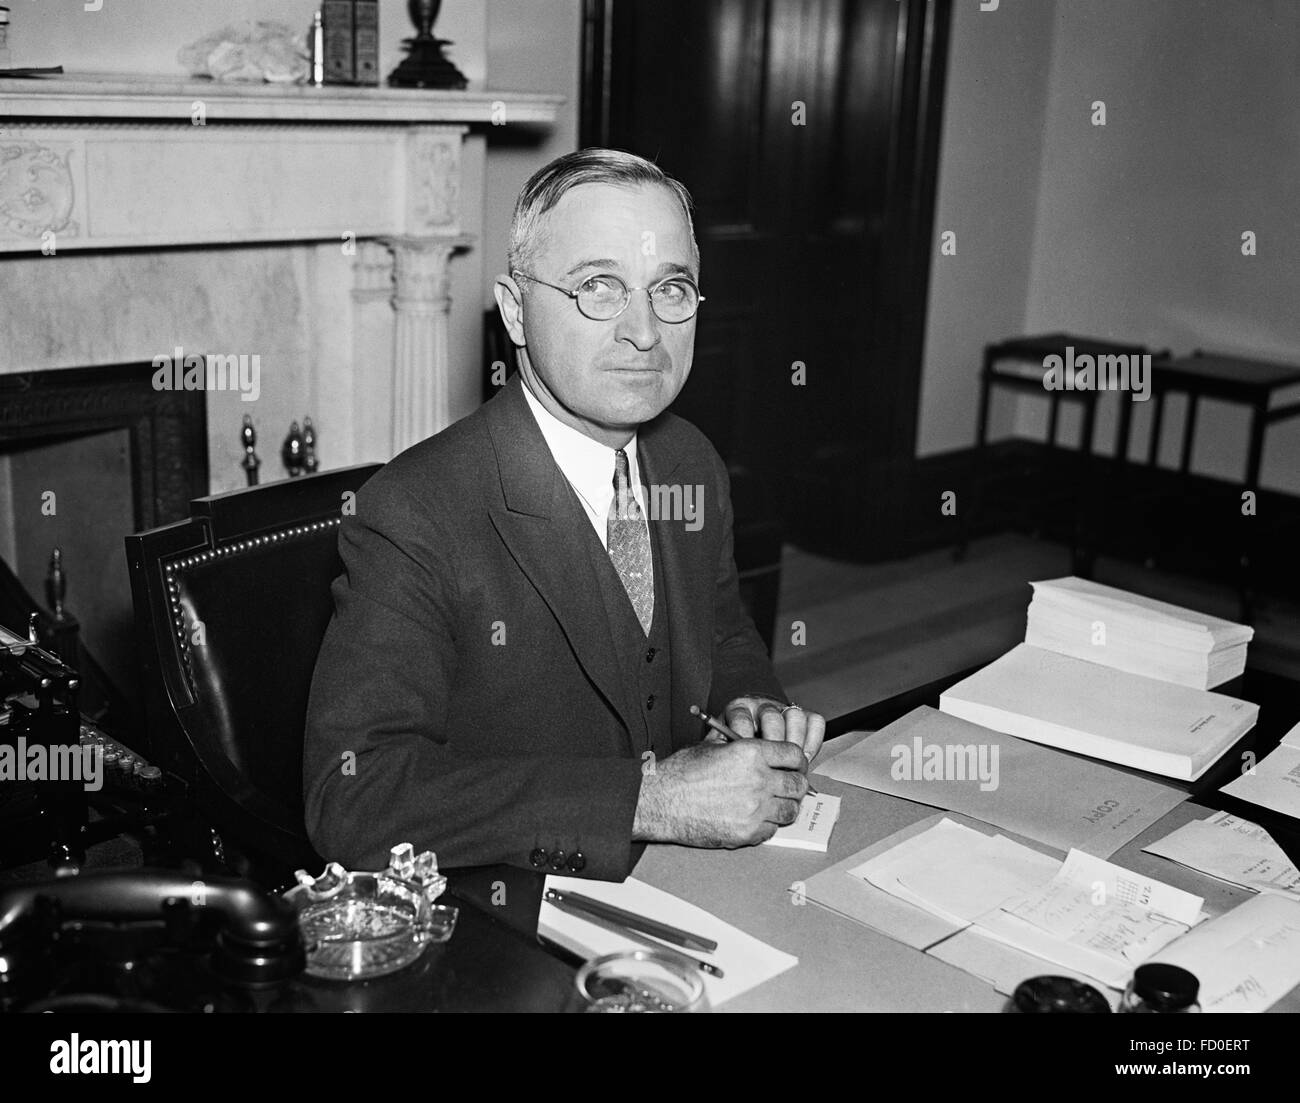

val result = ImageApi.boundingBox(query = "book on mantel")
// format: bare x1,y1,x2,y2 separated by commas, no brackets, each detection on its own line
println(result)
939,644,1258,781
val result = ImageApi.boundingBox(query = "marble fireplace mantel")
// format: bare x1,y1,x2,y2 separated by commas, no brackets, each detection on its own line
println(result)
0,73,560,454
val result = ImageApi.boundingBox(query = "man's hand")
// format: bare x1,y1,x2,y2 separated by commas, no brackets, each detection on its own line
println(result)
723,697,826,764
632,739,809,847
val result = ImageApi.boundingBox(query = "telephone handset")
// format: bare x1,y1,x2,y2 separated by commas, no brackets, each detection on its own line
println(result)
0,869,304,1000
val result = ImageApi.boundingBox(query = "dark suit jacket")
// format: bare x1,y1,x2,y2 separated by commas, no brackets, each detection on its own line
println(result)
303,374,785,880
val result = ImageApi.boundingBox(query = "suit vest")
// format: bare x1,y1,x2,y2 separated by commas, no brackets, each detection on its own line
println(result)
581,495,675,765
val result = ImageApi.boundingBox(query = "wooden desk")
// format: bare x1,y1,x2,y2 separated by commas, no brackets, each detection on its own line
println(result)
629,752,1300,1012
619,664,1300,1012
1119,352,1300,493
424,663,1298,1012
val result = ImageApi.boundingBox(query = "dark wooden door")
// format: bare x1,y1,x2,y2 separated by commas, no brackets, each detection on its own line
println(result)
582,0,950,555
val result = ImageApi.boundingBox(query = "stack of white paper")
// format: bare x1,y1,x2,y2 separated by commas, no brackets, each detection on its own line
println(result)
940,644,1258,781
1026,576,1253,689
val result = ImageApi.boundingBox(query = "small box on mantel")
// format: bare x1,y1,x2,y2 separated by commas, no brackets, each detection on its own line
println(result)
353,0,380,86
322,0,354,84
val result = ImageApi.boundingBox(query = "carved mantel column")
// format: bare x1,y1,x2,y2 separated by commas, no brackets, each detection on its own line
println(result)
379,125,473,455
383,234,470,454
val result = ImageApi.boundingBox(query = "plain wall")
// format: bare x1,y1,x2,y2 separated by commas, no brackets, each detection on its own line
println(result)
482,0,583,306
920,0,1300,494
916,0,1057,457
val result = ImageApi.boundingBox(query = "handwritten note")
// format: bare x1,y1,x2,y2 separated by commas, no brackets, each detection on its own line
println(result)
762,793,842,852
976,849,1203,989
1144,811,1300,897
1152,893,1300,1012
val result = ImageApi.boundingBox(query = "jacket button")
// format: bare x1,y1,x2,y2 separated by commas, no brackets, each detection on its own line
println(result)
567,851,586,872
645,647,656,663
529,848,548,868
645,694,655,710
549,849,567,871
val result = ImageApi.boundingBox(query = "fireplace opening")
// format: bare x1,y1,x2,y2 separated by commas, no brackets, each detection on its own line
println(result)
0,362,208,730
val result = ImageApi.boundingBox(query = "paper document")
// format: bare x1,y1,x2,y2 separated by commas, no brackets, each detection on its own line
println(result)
539,876,797,1007
977,849,1203,989
848,817,1058,926
1151,893,1300,1012
762,792,841,852
1143,811,1300,898
816,706,1186,857
940,644,1258,781
1220,721,1300,818
802,813,1006,952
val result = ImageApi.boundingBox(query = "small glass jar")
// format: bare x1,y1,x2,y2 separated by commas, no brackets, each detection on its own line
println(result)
576,951,709,1013
1006,975,1111,1013
1120,963,1200,1013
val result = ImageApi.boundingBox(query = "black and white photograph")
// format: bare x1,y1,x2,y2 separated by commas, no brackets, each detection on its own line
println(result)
0,0,1297,1067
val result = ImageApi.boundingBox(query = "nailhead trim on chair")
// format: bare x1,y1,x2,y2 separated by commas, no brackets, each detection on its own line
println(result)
162,517,343,697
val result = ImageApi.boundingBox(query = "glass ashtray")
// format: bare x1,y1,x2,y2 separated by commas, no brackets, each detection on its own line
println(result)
284,845,458,982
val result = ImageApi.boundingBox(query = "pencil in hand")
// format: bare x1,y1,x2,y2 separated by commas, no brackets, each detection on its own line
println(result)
689,704,818,795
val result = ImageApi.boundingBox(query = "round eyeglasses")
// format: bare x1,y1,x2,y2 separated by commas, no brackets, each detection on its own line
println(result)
513,270,705,323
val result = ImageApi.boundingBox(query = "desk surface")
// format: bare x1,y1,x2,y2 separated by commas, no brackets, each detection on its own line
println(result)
615,664,1300,1013
428,663,1300,1013
629,737,1300,1012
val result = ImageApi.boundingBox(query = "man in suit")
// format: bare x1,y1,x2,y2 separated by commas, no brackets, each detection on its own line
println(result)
304,148,825,881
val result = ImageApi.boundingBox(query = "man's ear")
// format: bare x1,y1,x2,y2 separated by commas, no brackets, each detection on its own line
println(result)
493,274,527,347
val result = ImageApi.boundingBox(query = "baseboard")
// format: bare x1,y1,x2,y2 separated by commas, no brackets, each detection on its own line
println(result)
785,441,1300,598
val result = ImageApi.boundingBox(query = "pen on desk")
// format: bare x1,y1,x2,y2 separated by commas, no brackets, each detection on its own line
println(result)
544,892,724,979
544,888,718,953
690,704,818,795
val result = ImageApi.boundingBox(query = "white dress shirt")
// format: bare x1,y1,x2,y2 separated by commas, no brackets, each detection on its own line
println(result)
522,383,647,551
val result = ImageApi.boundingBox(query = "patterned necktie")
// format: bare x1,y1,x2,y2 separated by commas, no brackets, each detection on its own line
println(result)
607,448,654,635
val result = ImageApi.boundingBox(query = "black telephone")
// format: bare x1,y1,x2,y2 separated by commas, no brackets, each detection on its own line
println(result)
0,869,304,1013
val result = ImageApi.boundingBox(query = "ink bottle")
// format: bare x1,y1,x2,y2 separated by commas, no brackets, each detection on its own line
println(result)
1120,963,1200,1013
1007,975,1111,1013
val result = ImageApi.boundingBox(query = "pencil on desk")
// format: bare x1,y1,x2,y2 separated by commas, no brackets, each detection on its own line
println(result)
544,892,724,979
690,704,818,795
544,888,719,953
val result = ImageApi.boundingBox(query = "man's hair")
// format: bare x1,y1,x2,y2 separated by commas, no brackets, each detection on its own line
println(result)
507,147,700,275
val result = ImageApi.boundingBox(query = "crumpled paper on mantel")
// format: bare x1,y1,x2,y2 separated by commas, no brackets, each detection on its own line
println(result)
178,21,309,83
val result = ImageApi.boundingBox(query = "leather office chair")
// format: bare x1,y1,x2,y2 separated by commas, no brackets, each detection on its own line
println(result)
125,465,381,886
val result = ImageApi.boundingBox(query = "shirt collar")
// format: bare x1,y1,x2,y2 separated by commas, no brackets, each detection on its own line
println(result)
521,382,643,516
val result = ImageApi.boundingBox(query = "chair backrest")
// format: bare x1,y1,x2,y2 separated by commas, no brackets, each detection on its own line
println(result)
126,465,381,877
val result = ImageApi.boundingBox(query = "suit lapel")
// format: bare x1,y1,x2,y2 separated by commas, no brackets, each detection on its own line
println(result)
484,378,639,741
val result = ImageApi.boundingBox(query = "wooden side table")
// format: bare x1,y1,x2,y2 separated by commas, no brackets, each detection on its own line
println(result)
1124,351,1300,489
966,332,1158,572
